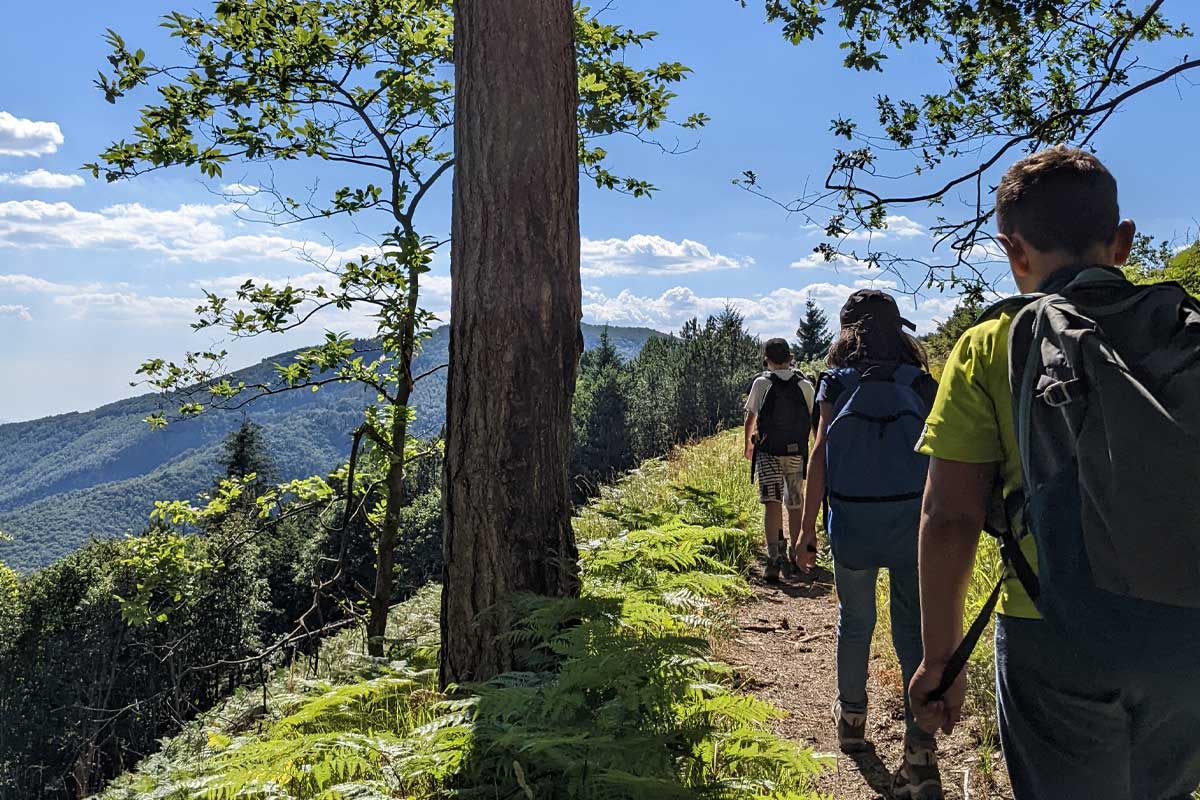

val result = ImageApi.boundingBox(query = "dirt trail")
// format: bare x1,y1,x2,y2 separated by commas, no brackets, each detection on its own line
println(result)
721,564,1013,799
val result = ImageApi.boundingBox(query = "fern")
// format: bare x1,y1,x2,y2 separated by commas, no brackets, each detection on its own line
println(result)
97,433,825,800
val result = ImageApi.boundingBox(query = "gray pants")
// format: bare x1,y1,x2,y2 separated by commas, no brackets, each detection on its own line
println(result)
834,561,932,744
996,615,1200,800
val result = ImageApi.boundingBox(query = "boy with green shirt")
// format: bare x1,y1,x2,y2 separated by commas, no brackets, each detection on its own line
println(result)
908,147,1200,799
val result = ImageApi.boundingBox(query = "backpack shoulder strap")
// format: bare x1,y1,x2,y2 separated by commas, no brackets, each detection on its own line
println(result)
891,363,924,387
975,294,1041,326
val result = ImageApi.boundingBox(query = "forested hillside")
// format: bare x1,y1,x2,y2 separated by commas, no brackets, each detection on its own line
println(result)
88,433,826,800
0,324,662,570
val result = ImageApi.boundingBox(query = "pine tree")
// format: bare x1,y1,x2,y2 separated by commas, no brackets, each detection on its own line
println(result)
218,421,275,492
442,0,582,685
796,299,834,363
571,329,633,497
625,336,682,461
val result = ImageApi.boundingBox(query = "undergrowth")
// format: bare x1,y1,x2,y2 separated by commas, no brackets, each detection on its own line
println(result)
98,431,826,800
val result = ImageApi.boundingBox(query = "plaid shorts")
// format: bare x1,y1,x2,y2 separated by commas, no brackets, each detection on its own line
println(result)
755,452,806,508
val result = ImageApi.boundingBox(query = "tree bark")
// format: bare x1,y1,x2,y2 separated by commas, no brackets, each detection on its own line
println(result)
441,0,581,687
366,393,409,657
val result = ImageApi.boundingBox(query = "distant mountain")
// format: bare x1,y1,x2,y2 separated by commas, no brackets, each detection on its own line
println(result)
0,323,664,571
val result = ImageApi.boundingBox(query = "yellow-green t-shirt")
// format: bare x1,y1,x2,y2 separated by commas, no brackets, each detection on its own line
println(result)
916,312,1040,619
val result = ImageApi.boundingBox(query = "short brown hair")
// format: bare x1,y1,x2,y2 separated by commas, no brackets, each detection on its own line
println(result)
763,337,792,365
996,146,1119,255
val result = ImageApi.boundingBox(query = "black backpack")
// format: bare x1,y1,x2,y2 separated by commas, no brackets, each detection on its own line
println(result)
756,374,813,463
933,267,1200,699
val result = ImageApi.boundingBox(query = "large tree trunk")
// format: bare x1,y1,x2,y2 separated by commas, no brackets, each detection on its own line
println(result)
441,0,582,687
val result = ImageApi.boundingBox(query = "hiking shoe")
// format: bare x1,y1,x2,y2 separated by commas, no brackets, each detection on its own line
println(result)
892,740,943,800
764,554,781,582
832,700,867,753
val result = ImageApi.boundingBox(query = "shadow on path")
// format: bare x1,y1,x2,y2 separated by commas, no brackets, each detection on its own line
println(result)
842,743,894,797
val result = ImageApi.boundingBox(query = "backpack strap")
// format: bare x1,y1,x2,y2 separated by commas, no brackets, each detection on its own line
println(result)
927,490,1039,702
975,293,1041,326
758,373,790,422
860,363,900,383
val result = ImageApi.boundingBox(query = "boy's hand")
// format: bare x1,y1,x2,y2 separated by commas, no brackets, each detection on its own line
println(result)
909,659,966,735
800,521,818,547
794,530,818,573
744,443,755,461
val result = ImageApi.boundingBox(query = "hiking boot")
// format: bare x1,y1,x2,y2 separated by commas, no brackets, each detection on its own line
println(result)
892,740,943,800
764,555,781,583
832,700,867,753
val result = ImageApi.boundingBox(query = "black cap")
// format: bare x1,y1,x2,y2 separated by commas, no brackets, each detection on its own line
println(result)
840,289,916,332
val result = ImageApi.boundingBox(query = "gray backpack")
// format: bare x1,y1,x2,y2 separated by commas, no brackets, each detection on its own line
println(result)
933,266,1200,699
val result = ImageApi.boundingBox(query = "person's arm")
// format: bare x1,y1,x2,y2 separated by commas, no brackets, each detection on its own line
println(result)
907,457,996,735
800,402,833,538
743,412,757,460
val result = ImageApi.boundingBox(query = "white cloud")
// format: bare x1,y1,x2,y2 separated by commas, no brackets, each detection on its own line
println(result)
189,269,454,336
881,215,926,238
0,199,426,272
0,112,64,157
0,304,32,321
0,199,352,264
0,273,99,293
222,183,261,196
580,234,751,277
51,291,198,323
790,252,875,274
0,169,85,189
843,215,928,241
581,277,915,340
800,215,928,241
961,239,1007,263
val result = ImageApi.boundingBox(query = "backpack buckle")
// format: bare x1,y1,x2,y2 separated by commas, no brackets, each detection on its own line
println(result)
1041,378,1086,408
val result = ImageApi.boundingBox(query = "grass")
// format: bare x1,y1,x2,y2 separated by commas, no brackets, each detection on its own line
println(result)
98,431,828,800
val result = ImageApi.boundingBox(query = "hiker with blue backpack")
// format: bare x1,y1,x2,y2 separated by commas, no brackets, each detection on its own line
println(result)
909,146,1200,799
799,290,942,799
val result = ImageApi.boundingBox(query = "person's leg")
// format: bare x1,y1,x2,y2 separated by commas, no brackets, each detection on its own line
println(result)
887,562,932,747
995,615,1132,800
756,454,787,580
781,457,809,569
763,501,784,553
834,562,878,717
1129,667,1200,800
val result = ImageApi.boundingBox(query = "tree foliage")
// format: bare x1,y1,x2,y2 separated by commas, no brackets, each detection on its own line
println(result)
1128,237,1200,295
572,330,635,497
0,424,444,798
739,1,1197,289
572,309,762,495
93,436,827,800
795,299,833,363
89,0,704,657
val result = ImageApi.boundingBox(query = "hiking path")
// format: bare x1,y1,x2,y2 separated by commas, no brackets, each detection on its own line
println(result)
720,563,1014,799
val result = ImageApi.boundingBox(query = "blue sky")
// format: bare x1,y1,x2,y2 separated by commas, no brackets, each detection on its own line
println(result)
1,1,1198,422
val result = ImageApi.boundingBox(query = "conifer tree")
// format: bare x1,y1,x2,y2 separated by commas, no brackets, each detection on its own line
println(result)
571,330,633,496
217,421,276,493
796,299,834,363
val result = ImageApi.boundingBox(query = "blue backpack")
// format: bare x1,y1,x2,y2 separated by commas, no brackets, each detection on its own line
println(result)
823,364,932,570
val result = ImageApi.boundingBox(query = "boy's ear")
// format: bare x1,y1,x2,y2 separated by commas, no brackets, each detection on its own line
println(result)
998,232,1033,285
1112,219,1137,266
